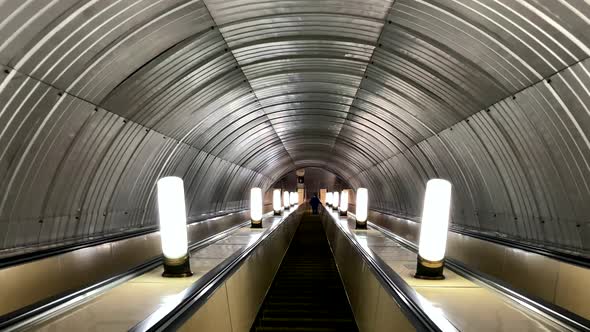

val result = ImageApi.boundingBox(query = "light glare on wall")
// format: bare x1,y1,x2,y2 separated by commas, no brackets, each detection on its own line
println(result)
251,187,263,228
355,188,368,229
339,190,349,216
273,189,282,215
415,179,452,280
157,176,192,277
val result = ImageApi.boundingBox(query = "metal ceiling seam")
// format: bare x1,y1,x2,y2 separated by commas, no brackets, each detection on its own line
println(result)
0,63,274,185
200,0,297,173
333,0,590,179
345,51,590,180
329,0,396,156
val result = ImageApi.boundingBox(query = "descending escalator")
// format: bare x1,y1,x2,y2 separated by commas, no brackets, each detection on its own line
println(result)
251,212,359,332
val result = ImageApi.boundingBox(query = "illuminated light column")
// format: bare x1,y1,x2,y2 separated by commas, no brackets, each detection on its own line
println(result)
332,192,339,211
326,192,333,207
339,190,349,216
355,188,368,229
415,179,452,280
290,192,297,207
157,176,192,278
273,189,282,215
283,191,290,210
251,187,263,228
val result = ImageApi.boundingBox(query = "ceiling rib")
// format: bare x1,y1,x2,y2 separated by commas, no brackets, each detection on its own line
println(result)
329,2,397,157
201,0,297,171
1,63,274,181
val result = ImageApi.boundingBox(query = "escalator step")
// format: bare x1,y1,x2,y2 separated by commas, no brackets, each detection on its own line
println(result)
250,213,358,332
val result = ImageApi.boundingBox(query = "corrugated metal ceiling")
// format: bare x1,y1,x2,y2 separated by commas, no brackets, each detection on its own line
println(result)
0,0,589,254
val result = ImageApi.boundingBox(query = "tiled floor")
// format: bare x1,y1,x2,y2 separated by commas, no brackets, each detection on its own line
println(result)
328,211,568,332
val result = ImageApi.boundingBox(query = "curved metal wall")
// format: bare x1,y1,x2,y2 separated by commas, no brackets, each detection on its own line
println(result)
0,0,589,254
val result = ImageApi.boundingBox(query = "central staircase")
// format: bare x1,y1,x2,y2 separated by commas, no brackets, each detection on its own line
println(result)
250,213,358,332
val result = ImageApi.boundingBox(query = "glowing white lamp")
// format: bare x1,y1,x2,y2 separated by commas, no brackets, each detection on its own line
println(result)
273,189,282,215
355,188,368,229
290,192,297,206
332,192,339,211
415,179,452,280
157,176,192,277
326,192,333,207
339,190,349,216
283,191,290,210
251,187,263,228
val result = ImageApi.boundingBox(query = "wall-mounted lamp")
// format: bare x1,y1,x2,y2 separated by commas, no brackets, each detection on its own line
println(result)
290,192,297,207
355,188,368,229
157,176,192,278
326,192,333,207
415,179,452,280
332,192,339,211
251,187,263,228
273,189,282,215
339,190,349,216
283,191,290,210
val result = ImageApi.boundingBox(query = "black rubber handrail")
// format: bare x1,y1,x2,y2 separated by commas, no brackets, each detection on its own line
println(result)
129,207,303,332
0,207,261,269
0,218,252,331
321,206,454,332
369,221,590,332
369,208,590,269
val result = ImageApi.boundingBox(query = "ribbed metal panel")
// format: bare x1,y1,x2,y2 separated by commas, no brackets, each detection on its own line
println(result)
0,0,589,255
348,57,590,252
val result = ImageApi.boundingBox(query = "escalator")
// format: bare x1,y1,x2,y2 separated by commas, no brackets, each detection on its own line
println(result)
251,213,359,332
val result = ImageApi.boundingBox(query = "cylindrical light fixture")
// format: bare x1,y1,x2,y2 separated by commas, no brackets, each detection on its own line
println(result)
157,176,192,278
355,188,368,229
273,189,282,215
251,187,263,228
339,190,349,216
290,192,297,206
332,191,339,211
283,191,290,210
326,192,333,207
415,179,452,280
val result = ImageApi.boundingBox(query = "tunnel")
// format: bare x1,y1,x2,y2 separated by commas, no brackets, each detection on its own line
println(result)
0,1,589,331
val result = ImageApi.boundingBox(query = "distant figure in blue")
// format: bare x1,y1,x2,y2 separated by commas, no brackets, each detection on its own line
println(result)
310,193,321,215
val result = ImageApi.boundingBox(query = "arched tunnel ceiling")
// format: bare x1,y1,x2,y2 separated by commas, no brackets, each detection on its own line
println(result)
0,0,589,254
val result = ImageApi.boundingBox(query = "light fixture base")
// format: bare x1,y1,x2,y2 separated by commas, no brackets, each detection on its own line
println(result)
274,210,281,216
339,210,348,216
414,255,445,280
162,255,193,278
355,220,367,229
251,220,262,228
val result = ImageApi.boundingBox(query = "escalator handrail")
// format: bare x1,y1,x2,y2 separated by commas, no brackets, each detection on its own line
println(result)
0,219,252,331
322,206,456,332
129,207,302,332
369,221,590,332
